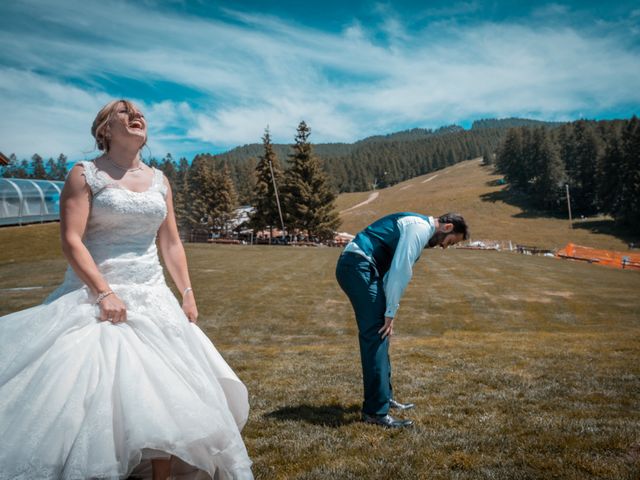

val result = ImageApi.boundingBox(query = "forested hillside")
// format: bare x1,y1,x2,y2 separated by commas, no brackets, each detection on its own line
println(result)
495,117,639,229
199,118,559,201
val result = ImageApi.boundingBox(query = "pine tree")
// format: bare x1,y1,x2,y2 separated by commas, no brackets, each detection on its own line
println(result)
17,160,30,178
183,159,238,238
282,121,341,240
211,163,238,236
618,116,640,226
173,157,190,229
567,121,601,215
496,128,524,187
234,157,257,205
45,158,56,180
160,153,177,190
598,127,624,218
481,148,494,165
55,154,68,180
519,127,536,193
31,154,46,179
251,128,285,242
530,128,565,209
184,157,217,234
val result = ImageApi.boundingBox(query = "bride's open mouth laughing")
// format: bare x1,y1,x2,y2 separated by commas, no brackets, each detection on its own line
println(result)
128,120,144,131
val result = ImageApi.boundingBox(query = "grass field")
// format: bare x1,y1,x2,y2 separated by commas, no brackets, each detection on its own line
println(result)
1,159,639,479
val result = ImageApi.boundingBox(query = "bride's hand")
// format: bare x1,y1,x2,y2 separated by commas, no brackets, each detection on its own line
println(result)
99,293,127,323
182,293,198,323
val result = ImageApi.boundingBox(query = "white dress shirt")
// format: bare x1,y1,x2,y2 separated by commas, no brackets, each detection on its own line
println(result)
344,216,435,318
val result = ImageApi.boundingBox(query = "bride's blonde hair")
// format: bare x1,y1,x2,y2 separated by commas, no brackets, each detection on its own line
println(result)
91,99,146,151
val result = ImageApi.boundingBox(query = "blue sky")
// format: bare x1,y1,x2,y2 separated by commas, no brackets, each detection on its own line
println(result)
1,0,639,162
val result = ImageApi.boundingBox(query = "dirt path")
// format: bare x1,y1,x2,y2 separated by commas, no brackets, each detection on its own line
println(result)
340,192,379,213
421,174,439,184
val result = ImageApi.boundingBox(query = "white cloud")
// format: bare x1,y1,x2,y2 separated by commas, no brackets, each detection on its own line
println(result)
189,99,358,147
0,0,639,161
532,3,571,18
0,69,110,159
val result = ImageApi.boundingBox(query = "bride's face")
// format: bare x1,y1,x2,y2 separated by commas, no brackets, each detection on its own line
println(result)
109,102,147,148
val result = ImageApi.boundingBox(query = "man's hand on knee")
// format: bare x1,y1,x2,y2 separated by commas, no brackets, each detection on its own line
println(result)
379,316,394,339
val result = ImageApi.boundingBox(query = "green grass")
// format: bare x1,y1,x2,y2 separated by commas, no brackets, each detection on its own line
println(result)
1,159,639,479
1,236,639,479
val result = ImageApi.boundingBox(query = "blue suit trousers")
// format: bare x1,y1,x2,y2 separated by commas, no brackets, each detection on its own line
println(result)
336,252,392,415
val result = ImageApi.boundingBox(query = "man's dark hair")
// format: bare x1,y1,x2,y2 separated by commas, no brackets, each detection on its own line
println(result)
438,213,469,240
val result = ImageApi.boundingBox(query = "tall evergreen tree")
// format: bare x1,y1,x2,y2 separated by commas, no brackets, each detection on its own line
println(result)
211,163,238,236
598,127,625,219
160,153,178,190
529,128,565,209
282,121,341,240
618,116,640,225
183,158,238,237
565,121,601,215
55,154,68,180
496,128,524,187
173,157,191,230
18,160,30,178
251,128,285,241
45,158,56,180
481,147,494,165
234,157,257,205
31,154,46,179
183,157,217,234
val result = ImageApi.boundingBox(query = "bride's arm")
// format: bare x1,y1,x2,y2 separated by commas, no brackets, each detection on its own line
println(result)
60,165,127,323
157,177,198,323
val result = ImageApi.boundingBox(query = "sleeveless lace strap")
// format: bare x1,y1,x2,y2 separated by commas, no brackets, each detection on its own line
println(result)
78,161,107,195
153,167,168,197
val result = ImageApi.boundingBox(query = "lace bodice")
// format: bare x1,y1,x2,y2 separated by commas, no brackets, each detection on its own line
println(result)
49,161,169,298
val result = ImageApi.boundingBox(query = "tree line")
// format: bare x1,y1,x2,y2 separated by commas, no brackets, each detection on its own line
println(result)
250,122,340,240
0,121,339,241
172,121,339,241
3,117,573,240
494,117,640,227
205,120,541,198
2,154,69,181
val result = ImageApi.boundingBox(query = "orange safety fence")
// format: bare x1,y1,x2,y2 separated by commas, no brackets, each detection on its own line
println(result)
556,243,640,270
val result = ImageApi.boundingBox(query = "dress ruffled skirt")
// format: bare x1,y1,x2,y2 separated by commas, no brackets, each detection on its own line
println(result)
0,283,253,479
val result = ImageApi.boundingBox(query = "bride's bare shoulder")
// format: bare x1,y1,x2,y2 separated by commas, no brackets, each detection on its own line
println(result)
63,162,93,196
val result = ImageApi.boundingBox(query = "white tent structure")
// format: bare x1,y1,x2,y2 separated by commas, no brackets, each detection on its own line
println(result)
0,178,65,226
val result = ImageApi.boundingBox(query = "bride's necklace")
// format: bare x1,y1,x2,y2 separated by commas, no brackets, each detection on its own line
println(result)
106,155,143,173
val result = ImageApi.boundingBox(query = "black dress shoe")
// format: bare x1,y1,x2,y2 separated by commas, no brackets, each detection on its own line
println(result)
362,413,413,428
389,398,415,410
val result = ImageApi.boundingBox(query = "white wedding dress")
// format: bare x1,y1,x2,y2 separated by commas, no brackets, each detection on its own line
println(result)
0,162,253,479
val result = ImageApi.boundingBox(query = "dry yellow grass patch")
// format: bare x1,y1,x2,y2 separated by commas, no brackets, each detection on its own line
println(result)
337,158,636,251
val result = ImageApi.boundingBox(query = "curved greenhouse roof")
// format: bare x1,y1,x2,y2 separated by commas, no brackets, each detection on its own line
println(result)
0,178,65,226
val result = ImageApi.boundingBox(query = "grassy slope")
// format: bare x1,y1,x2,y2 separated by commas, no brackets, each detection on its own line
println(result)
1,162,639,479
337,158,636,251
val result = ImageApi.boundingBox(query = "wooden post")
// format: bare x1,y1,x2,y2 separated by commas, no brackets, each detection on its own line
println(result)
268,159,286,238
565,184,573,228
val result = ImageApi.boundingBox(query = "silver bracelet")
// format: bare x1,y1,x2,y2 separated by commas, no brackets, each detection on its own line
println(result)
95,290,114,305
182,287,193,297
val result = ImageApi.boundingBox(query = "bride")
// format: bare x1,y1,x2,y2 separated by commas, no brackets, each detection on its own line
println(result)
0,100,253,479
